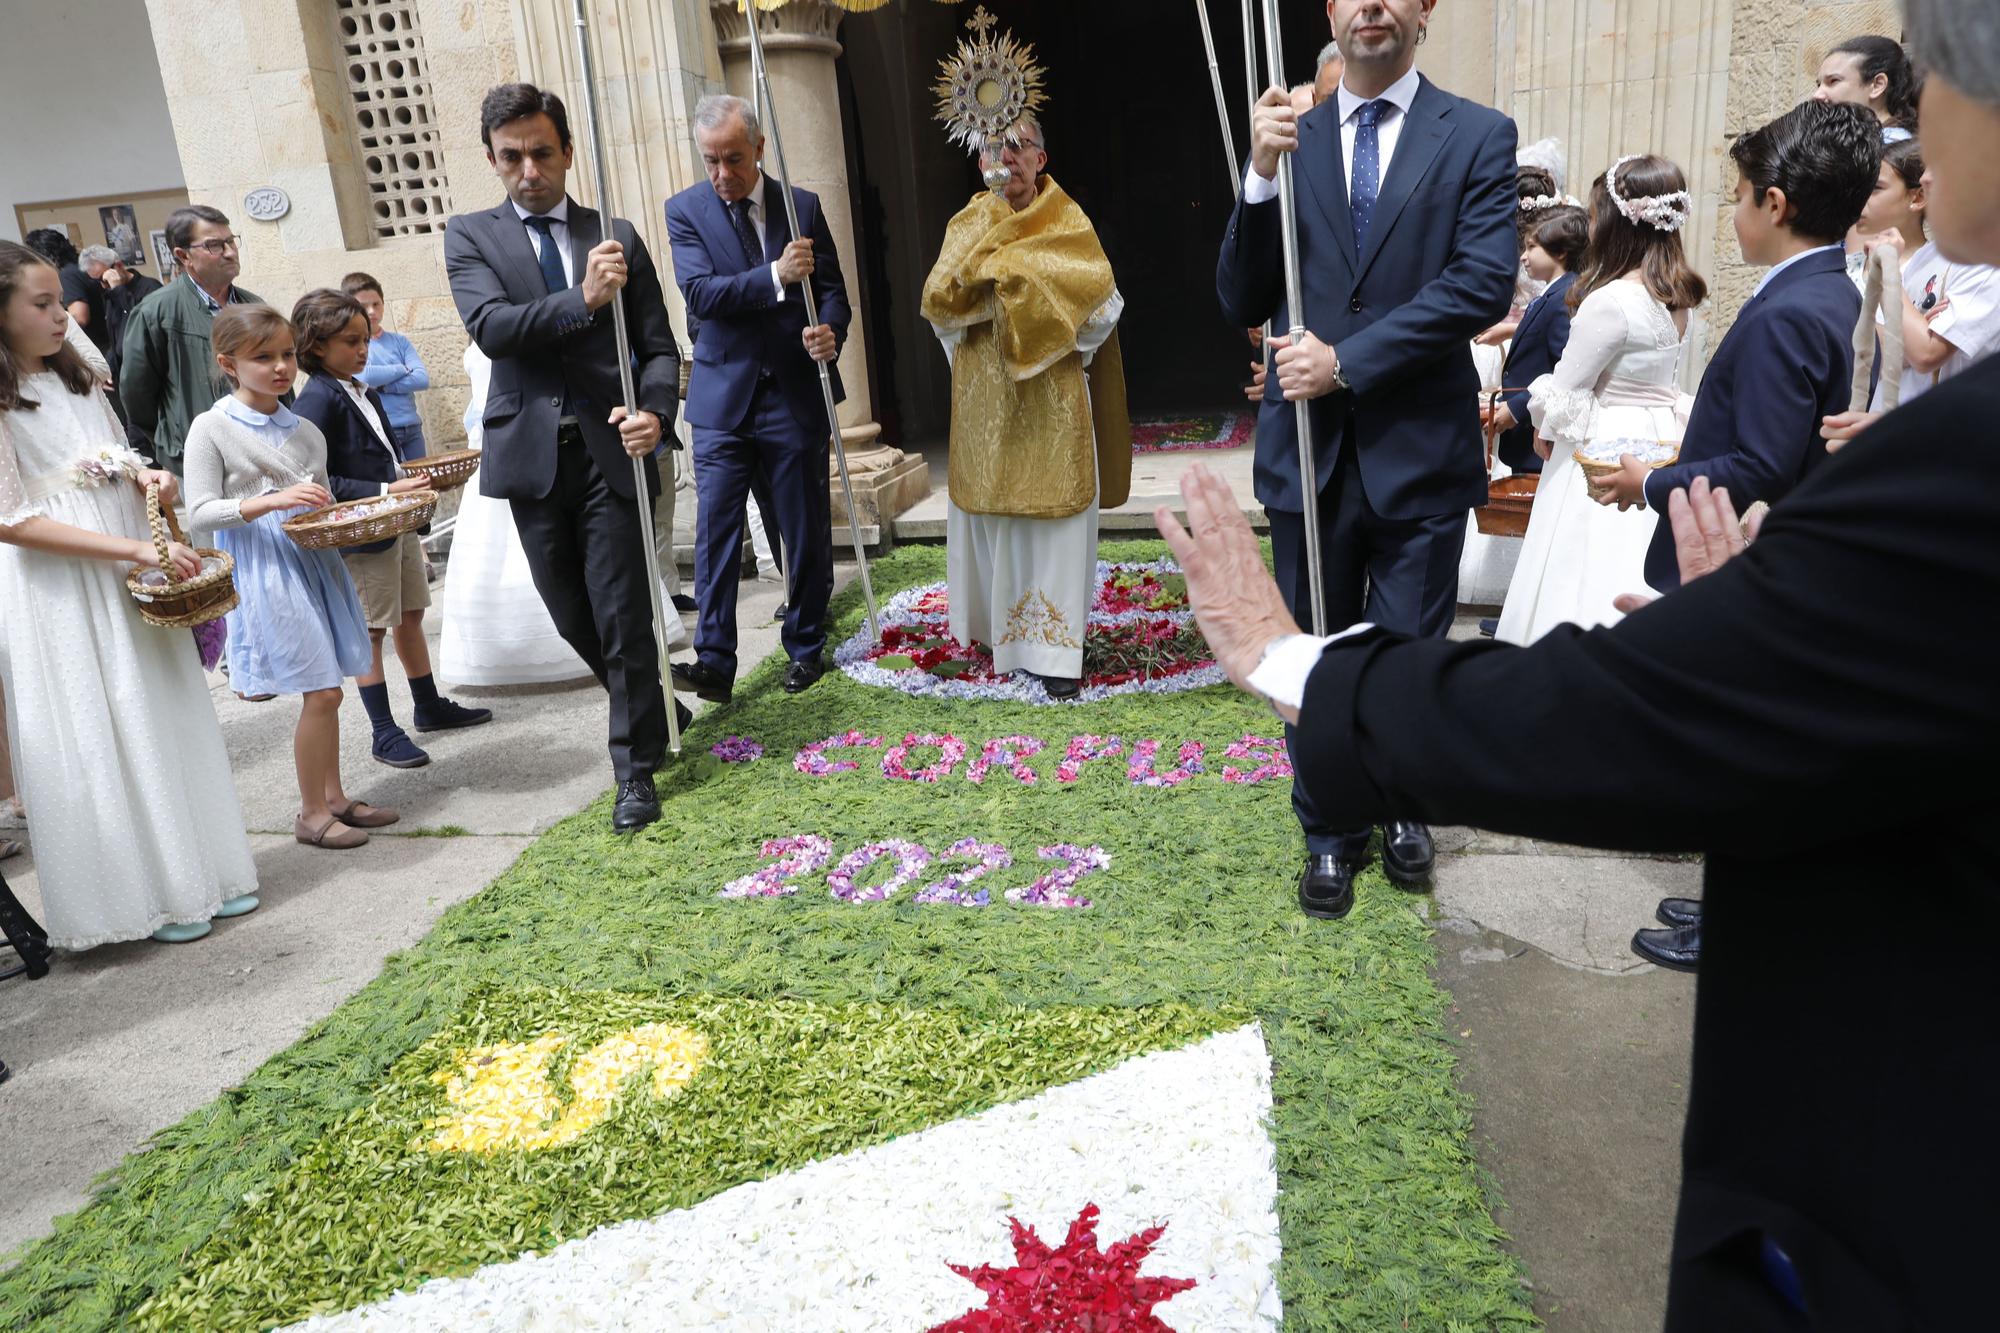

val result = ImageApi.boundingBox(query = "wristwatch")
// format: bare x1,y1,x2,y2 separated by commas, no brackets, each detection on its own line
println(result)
1326,343,1349,393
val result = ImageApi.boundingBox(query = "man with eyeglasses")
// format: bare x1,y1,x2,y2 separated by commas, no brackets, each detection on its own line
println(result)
119,204,274,477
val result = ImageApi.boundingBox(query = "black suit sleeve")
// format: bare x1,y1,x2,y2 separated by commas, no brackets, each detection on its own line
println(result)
445,215,596,361
665,198,778,320
618,223,681,436
1292,372,2000,859
806,197,852,345
1216,194,1285,331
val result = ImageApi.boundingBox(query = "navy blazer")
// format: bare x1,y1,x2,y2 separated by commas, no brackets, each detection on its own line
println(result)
665,176,850,436
1643,247,1858,590
1218,75,1518,518
294,373,407,555
1497,271,1577,474
443,198,680,504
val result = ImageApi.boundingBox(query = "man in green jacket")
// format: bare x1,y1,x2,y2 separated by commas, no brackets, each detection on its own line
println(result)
119,204,269,476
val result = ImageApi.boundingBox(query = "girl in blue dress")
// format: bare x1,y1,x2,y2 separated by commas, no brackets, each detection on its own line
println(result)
182,306,394,849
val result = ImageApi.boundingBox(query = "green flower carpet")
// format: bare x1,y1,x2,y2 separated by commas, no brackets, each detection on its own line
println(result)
0,541,1535,1332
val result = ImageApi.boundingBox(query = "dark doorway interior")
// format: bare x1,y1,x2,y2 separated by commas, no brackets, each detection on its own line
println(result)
839,0,1333,449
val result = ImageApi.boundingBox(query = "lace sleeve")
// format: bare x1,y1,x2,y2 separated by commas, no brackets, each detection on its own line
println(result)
1528,287,1628,446
1076,289,1125,368
0,413,33,527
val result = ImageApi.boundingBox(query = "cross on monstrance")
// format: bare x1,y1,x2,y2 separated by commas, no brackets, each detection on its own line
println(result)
966,6,998,39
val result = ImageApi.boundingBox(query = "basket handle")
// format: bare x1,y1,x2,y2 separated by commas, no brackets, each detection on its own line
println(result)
144,482,181,577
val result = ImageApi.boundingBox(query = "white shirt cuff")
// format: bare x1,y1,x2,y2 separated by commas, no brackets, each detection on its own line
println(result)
1243,166,1280,205
1246,625,1376,714
771,262,787,302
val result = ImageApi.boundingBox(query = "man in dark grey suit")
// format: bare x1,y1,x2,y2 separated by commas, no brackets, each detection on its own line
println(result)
444,83,687,833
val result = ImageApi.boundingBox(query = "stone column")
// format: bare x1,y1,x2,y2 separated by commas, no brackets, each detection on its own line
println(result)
709,0,876,430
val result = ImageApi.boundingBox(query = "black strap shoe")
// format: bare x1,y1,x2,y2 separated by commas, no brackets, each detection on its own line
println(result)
670,660,734,703
1631,924,1699,972
611,776,661,834
783,653,827,694
1298,854,1358,921
1040,674,1081,701
1381,821,1435,887
1655,897,1704,928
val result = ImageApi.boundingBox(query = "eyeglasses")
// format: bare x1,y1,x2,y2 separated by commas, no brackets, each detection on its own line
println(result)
183,236,242,256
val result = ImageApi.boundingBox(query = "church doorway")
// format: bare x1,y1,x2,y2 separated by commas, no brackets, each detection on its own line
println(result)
838,0,1335,449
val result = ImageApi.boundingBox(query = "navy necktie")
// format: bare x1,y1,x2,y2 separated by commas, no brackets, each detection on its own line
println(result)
523,214,569,295
728,197,764,270
1350,99,1388,255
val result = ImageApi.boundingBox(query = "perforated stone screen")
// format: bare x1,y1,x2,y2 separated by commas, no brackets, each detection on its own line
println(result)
336,0,451,238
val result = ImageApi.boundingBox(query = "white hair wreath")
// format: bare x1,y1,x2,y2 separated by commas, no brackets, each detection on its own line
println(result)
1605,155,1693,234
1519,192,1582,213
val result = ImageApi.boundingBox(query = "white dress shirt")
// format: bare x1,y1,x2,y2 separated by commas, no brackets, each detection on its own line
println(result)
728,172,788,303
513,198,577,289
341,377,397,495
1244,65,1423,204
1246,624,1379,715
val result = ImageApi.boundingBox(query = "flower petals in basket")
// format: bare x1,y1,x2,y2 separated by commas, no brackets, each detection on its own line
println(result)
282,492,438,550
1573,437,1680,484
398,448,480,492
125,483,237,629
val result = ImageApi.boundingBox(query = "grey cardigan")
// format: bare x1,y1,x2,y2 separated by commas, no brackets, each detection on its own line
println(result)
182,403,330,531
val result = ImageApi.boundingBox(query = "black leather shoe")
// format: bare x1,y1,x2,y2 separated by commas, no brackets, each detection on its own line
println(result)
773,602,789,623
1380,821,1435,887
1298,854,1359,920
1041,675,1081,701
671,699,694,735
671,593,697,614
783,653,826,694
1655,897,1704,928
670,660,733,703
611,776,660,834
1478,617,1499,638
1632,924,1699,972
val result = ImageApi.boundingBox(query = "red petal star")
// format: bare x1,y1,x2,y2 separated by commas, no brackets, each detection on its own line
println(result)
929,1203,1197,1332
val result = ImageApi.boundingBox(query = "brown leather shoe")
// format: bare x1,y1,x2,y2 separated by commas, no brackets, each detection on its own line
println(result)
295,813,369,849
330,800,400,829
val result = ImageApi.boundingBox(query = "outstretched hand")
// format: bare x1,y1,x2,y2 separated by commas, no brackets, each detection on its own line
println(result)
1612,477,1760,614
1154,464,1300,702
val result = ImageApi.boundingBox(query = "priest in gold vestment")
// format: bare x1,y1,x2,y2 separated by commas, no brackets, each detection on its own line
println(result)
921,122,1131,698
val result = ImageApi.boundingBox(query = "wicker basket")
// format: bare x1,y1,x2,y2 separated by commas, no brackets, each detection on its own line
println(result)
398,448,480,492
1574,439,1680,486
125,483,237,628
1475,474,1539,538
282,491,438,550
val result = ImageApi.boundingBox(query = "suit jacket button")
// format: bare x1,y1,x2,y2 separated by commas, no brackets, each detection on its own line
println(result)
1349,297,1363,313
551,396,562,407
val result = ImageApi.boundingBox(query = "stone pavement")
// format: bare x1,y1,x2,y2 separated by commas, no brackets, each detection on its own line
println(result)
0,467,1697,1331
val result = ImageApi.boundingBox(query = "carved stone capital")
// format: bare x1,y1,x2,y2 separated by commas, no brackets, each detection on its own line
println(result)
709,0,844,60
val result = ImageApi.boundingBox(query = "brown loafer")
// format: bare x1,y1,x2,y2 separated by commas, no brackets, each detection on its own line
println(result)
330,800,400,829
295,813,369,849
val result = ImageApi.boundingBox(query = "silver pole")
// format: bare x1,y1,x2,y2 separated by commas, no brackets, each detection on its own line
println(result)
1195,0,1242,195
743,8,883,644
571,0,682,755
1258,0,1327,633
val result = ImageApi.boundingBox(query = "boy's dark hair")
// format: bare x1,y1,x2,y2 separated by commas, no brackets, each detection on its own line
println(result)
1828,34,1920,130
289,288,368,374
1731,100,1882,244
1531,206,1590,271
1571,156,1708,314
22,228,78,269
340,271,384,300
480,83,572,151
163,204,231,254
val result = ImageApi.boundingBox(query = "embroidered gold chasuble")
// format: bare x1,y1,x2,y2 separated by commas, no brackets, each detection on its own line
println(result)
921,177,1132,519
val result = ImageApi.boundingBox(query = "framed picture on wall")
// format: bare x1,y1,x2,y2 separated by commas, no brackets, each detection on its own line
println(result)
149,229,173,276
100,204,142,264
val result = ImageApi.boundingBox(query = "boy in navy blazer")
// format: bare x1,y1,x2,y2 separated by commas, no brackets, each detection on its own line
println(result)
1591,101,1880,592
1493,206,1587,474
293,289,490,769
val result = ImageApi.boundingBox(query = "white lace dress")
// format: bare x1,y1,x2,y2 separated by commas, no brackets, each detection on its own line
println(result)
1497,280,1691,644
0,375,257,948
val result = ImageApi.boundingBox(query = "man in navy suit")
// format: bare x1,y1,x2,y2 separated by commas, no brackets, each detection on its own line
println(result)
1596,100,1879,600
1217,0,1517,921
665,94,850,702
444,83,686,834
